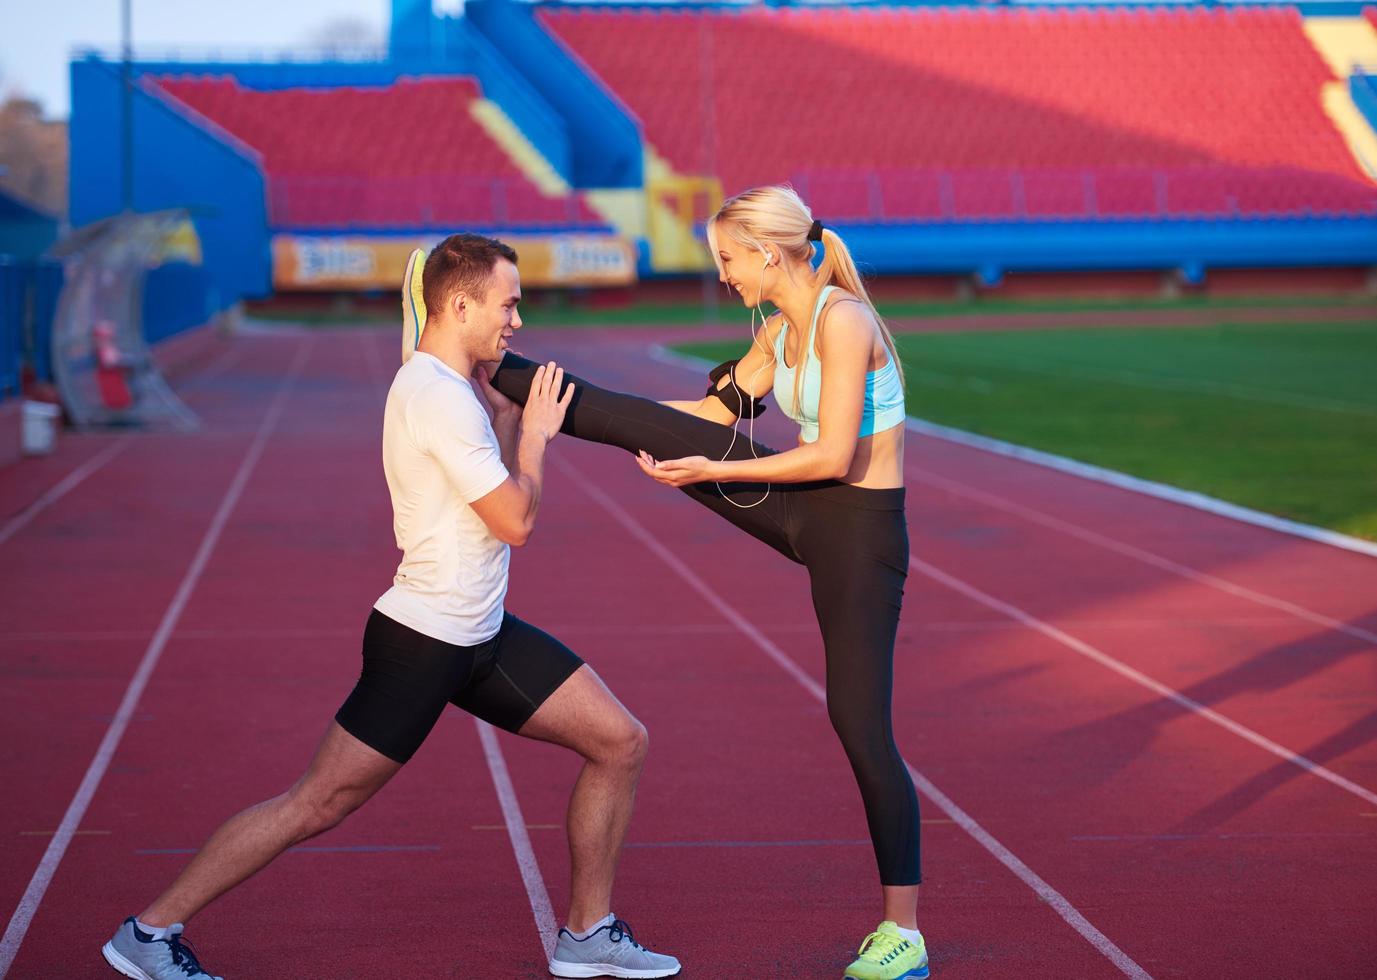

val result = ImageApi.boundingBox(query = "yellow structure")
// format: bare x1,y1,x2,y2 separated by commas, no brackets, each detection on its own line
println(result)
644,147,722,273
1302,17,1377,179
471,97,664,265
469,97,723,273
469,98,572,196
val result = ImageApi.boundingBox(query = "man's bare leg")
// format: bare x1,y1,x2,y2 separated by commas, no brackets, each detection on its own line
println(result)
139,722,400,927
517,665,648,933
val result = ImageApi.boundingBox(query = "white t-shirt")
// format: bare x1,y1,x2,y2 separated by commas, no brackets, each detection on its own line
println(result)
373,352,511,645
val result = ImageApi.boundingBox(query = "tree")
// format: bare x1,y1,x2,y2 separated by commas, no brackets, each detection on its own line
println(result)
0,97,67,217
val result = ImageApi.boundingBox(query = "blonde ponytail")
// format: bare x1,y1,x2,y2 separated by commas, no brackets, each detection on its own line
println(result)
709,185,904,418
815,227,906,393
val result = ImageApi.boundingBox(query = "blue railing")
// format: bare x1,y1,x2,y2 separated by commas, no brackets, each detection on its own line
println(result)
1351,69,1377,159
267,175,608,232
790,165,1377,223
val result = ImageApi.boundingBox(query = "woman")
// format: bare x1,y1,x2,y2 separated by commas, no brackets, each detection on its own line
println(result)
422,186,927,980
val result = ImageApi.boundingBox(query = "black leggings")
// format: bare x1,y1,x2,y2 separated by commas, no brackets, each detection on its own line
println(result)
493,354,920,885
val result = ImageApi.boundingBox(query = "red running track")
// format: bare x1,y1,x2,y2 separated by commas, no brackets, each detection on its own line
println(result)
1,323,1374,978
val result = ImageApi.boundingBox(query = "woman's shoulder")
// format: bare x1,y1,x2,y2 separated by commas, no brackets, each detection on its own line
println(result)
820,285,867,315
762,310,787,344
815,288,875,354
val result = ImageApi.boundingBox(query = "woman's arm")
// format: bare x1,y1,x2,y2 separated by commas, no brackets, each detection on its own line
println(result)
660,315,780,423
639,302,870,486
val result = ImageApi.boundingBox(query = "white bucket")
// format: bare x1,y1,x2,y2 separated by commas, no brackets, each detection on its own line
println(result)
21,400,61,456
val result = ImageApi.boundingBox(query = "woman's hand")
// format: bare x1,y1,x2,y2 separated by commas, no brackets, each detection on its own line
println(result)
636,451,717,487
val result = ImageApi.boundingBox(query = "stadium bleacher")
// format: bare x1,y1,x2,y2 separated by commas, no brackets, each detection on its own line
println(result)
541,5,1377,220
151,75,604,230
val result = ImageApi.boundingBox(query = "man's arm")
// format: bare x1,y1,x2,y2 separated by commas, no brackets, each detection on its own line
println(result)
469,417,547,547
469,364,571,546
491,406,521,473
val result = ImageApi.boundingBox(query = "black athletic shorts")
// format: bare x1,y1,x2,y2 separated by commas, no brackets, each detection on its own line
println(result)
335,609,584,764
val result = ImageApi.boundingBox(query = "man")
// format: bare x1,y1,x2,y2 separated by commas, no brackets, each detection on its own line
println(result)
102,233,680,980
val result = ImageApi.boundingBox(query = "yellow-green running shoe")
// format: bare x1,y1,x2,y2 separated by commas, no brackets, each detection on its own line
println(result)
401,247,427,364
843,922,929,980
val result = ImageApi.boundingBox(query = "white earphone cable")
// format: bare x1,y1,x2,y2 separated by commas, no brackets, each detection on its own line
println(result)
713,251,774,509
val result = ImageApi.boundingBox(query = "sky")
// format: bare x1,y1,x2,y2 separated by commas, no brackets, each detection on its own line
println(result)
0,0,391,119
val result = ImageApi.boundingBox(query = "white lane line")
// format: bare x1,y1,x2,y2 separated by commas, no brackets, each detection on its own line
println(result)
907,553,1377,808
557,454,1153,980
475,719,559,962
0,440,131,547
903,416,1377,560
647,345,1377,560
0,337,314,978
905,465,1377,647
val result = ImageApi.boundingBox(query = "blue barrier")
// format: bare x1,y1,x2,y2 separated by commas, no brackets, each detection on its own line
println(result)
467,0,644,189
0,258,64,397
458,20,575,184
70,57,271,320
30,262,62,383
0,189,59,260
144,263,216,346
0,260,19,397
1352,71,1377,139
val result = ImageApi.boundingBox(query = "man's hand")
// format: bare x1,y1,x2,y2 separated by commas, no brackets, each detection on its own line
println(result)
473,367,519,421
521,362,574,443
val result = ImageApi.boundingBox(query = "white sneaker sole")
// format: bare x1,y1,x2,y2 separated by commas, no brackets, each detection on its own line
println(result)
401,247,426,364
101,941,156,980
548,959,681,979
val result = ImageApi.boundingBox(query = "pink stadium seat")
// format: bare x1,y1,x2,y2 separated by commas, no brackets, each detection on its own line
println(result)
152,76,603,230
542,6,1376,221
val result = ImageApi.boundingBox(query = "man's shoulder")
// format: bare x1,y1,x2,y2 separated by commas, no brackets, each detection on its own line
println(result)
399,359,478,413
396,364,494,450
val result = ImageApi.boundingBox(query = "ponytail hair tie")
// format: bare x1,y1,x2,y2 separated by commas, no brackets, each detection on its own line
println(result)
807,219,824,242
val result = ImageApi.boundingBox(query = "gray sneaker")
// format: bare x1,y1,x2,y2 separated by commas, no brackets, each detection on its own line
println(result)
101,917,223,979
548,916,681,978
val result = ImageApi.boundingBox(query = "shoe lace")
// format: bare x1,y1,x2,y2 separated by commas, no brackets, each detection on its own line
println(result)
856,929,910,963
166,934,209,977
607,919,644,950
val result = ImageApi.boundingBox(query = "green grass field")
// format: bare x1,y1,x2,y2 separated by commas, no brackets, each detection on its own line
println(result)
249,291,1376,328
676,320,1377,541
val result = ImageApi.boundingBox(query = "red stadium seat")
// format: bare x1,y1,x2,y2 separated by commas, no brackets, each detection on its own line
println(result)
151,75,603,230
541,6,1376,221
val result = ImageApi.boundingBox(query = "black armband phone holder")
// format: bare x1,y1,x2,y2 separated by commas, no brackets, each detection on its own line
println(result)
705,359,768,419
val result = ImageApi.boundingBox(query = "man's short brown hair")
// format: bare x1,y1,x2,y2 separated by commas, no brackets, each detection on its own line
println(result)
422,233,519,320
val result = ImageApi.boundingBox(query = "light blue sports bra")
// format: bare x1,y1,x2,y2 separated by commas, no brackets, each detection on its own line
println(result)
772,286,906,444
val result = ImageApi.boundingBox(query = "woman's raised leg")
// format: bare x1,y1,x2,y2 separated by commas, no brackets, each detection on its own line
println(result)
492,353,800,560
